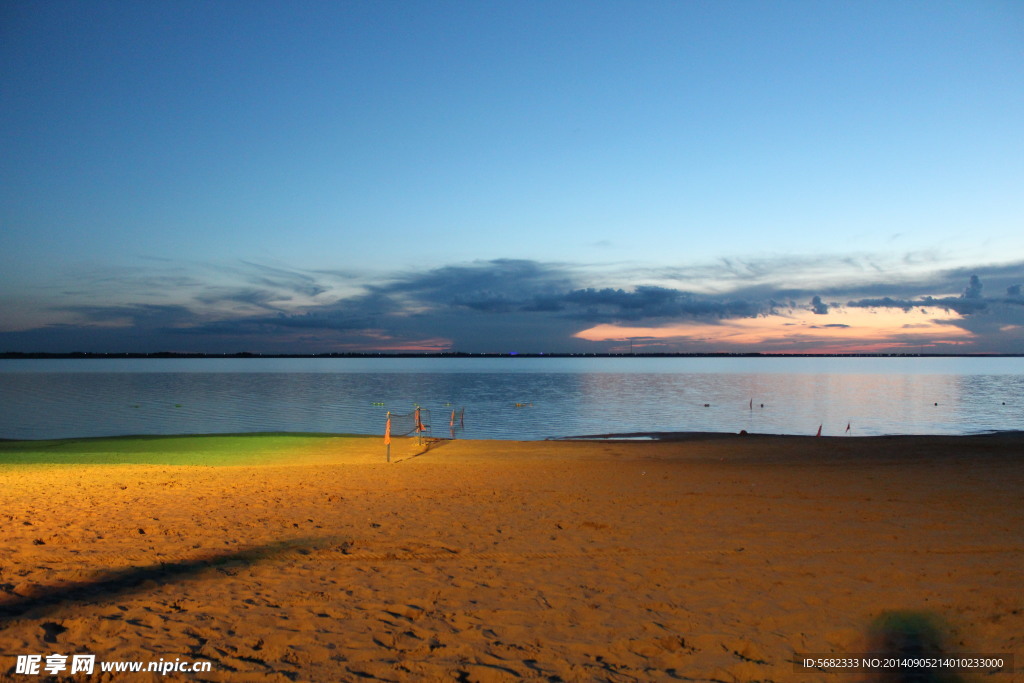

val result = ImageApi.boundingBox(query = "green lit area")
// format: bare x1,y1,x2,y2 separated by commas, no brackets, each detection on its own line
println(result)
0,433,372,466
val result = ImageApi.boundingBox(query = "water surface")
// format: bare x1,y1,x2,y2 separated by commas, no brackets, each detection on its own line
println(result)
1,357,1020,440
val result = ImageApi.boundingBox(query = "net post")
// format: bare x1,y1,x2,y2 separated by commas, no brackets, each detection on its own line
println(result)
415,406,422,446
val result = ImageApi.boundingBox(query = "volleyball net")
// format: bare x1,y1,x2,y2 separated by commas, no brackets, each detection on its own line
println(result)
385,408,430,440
384,406,465,460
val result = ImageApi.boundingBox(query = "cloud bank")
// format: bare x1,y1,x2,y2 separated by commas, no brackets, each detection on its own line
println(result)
2,256,1022,354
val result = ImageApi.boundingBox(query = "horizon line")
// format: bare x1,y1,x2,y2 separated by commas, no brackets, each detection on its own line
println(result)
2,351,1021,360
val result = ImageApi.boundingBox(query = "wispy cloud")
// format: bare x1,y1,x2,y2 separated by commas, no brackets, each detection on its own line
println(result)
193,288,288,312
641,250,949,294
234,261,330,298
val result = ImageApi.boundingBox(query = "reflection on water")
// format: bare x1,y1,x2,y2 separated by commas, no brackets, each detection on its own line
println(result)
0,358,1020,440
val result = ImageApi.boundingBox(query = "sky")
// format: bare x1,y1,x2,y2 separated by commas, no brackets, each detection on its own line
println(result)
1,0,1022,354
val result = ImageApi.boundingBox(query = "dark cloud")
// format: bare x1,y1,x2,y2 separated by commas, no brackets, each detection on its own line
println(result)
177,314,364,336
810,295,829,315
560,286,762,321
845,296,919,313
371,261,765,322
373,259,575,313
846,295,989,316
843,274,1024,316
963,274,983,299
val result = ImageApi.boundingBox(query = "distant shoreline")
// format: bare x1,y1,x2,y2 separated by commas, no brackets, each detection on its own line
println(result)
3,430,1023,446
549,429,1024,441
2,351,1022,359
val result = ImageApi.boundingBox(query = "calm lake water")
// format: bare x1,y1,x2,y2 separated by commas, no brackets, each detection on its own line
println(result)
0,357,1021,440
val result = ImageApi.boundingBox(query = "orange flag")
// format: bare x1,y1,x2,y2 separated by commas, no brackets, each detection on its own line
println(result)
384,413,391,445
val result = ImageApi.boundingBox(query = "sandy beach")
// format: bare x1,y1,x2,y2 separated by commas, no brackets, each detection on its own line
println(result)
0,433,1021,682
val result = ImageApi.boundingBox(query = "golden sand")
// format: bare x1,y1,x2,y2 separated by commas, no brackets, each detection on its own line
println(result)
1,434,1021,682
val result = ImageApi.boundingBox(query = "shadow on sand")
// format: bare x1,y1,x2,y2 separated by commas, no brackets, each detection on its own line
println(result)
392,436,451,463
0,537,350,625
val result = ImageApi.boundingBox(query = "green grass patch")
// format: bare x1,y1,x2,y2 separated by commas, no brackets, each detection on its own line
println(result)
0,432,370,466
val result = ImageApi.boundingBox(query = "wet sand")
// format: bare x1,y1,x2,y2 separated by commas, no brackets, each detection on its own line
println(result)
1,433,1021,682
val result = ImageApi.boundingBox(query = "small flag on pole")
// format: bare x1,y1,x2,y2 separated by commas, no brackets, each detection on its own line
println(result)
846,422,851,434
815,424,822,437
384,413,391,445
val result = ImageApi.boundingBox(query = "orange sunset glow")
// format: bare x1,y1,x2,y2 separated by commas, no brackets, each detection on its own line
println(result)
574,306,973,354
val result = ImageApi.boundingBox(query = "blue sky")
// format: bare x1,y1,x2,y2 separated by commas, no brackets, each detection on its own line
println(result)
2,0,1022,353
